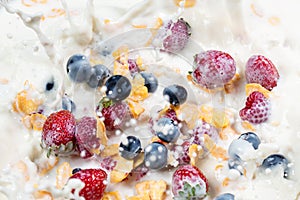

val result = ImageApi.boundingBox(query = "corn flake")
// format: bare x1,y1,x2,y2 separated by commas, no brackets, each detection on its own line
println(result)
110,155,133,183
245,83,271,98
56,162,72,189
102,191,122,200
135,180,167,200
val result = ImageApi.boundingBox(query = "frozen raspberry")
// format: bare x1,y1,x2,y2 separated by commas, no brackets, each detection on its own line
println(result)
239,91,271,124
245,55,279,91
192,50,236,89
192,120,219,146
163,18,191,52
128,59,140,76
174,141,191,165
75,116,100,158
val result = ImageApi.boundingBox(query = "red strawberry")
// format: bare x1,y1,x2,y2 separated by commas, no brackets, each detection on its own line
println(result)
239,91,271,124
192,50,236,89
245,55,279,91
172,165,208,198
163,18,191,52
192,120,219,146
96,98,129,131
42,110,76,156
69,168,108,200
75,116,100,158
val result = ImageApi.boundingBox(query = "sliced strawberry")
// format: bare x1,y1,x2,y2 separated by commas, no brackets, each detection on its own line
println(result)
75,116,100,158
192,50,236,89
163,18,191,52
69,168,107,200
239,91,271,124
172,165,208,198
41,110,76,156
245,55,279,91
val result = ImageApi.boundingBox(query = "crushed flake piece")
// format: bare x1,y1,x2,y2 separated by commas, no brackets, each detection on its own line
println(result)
34,190,53,200
110,155,134,183
101,144,119,157
245,83,271,98
102,191,122,200
174,0,196,7
134,180,167,200
56,162,72,189
188,144,204,166
39,157,59,176
96,118,108,145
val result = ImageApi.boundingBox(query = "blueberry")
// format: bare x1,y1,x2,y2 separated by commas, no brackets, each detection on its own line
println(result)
228,156,244,175
45,78,54,91
105,75,132,102
155,118,180,143
163,84,187,106
215,193,235,200
261,154,290,178
87,64,111,88
238,132,260,150
119,136,142,160
66,54,92,82
228,139,253,159
72,168,82,174
62,96,76,113
144,142,168,170
140,72,158,93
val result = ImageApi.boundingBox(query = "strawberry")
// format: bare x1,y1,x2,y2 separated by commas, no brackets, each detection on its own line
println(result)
69,168,108,200
96,97,129,131
192,50,236,89
172,165,208,198
239,91,271,124
163,18,191,52
41,110,76,156
245,55,279,91
75,116,100,158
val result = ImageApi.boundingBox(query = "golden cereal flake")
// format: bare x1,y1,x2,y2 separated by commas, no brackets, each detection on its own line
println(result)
174,0,196,7
224,73,240,93
177,103,201,129
14,161,30,181
56,162,72,189
110,155,133,183
188,144,204,166
22,113,47,131
102,191,122,200
39,157,59,176
97,118,108,145
34,190,53,200
128,100,145,118
245,83,271,98
135,180,167,200
126,195,151,200
241,121,256,131
100,144,119,157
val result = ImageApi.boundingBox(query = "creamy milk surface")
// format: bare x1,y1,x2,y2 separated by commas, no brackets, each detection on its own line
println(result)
0,0,300,199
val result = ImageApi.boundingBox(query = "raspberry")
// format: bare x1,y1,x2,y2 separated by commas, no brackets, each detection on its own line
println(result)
163,18,191,52
245,55,279,91
128,59,140,76
239,91,271,124
75,116,100,158
192,50,236,89
192,120,219,146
